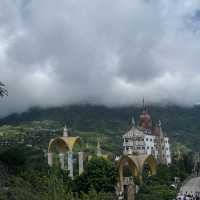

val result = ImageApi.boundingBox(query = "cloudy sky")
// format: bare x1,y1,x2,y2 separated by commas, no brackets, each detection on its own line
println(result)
0,0,200,116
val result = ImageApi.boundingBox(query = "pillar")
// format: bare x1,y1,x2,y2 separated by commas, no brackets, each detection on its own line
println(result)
127,183,135,200
47,152,53,167
59,153,65,170
68,151,73,179
78,152,84,175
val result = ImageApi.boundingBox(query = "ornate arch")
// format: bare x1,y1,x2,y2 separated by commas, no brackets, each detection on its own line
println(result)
141,155,157,176
117,154,157,186
48,136,81,153
117,155,139,189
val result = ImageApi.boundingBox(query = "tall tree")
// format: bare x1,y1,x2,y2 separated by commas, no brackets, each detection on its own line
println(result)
0,81,8,97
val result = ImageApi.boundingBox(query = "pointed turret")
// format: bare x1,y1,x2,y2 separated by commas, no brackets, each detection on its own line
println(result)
158,120,164,138
131,116,136,127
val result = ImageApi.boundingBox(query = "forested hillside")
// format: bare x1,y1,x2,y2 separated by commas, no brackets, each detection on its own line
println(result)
0,105,198,199
0,104,200,152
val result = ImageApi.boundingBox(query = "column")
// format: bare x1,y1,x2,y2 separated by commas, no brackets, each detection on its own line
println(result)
47,152,53,167
78,152,84,175
59,153,65,170
68,151,73,179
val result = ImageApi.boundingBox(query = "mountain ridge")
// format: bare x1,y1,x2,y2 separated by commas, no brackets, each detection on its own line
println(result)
0,104,200,152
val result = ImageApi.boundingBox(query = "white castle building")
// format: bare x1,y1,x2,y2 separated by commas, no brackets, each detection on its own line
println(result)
123,107,171,165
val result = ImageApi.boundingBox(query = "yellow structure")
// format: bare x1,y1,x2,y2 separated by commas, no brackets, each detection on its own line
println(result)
47,125,84,178
88,139,112,161
48,136,81,152
117,154,157,190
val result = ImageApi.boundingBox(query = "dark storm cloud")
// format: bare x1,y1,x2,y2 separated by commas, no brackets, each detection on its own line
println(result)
0,0,200,116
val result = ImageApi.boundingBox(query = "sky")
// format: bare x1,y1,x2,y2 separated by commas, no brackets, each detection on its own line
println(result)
0,0,200,116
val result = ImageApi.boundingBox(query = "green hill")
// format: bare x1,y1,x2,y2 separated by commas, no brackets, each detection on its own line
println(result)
0,104,200,152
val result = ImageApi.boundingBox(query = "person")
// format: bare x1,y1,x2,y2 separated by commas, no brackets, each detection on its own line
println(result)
177,193,185,200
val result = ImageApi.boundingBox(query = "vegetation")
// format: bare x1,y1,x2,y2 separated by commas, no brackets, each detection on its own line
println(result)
73,156,117,193
0,142,194,200
0,104,199,199
137,153,193,200
0,146,115,200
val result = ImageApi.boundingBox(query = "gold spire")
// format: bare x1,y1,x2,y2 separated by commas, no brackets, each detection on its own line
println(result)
63,124,68,137
97,138,102,156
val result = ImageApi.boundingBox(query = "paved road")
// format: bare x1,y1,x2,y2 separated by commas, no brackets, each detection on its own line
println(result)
180,177,200,195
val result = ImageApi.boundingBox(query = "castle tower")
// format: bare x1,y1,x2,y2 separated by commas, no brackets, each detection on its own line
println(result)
157,120,171,165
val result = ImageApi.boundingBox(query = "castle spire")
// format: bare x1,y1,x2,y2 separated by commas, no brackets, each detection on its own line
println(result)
142,97,147,111
158,120,162,128
63,124,68,137
131,116,135,127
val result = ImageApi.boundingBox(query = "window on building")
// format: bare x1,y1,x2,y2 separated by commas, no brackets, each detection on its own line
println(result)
150,138,152,142
146,138,148,141
151,147,153,150
147,146,149,149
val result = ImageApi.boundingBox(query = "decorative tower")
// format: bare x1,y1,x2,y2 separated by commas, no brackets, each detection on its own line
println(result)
97,139,102,157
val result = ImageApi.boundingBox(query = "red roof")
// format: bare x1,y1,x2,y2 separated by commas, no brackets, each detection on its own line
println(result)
139,110,152,129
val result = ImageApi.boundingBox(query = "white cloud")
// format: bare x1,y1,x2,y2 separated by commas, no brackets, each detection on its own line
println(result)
0,0,200,116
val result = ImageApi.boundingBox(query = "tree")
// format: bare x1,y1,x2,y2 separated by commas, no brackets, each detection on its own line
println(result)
136,165,179,200
48,167,72,200
0,81,8,97
73,156,117,193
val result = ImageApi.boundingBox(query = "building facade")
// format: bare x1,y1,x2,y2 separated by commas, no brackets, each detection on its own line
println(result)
123,108,171,165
